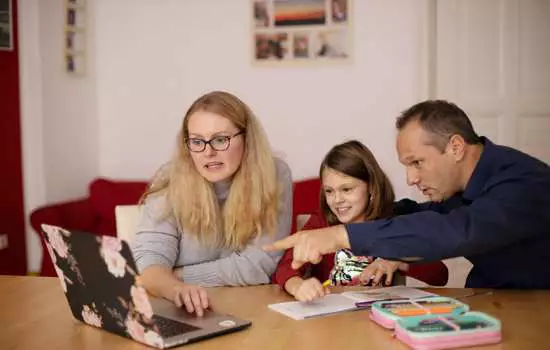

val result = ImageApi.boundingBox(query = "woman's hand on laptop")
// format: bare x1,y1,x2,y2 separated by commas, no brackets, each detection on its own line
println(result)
171,282,209,317
139,265,209,317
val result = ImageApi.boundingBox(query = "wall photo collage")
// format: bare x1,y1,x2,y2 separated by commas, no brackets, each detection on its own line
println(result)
253,0,352,65
0,0,12,51
64,0,86,76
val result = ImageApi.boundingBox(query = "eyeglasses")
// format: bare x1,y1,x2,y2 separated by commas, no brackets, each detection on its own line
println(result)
186,131,244,153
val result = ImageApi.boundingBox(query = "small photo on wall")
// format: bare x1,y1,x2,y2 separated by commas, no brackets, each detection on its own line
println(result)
331,0,348,23
293,32,309,58
66,53,85,75
66,31,75,50
67,8,76,26
65,30,85,52
310,29,348,59
66,54,75,72
274,0,325,27
0,0,12,51
66,5,85,29
67,0,86,6
253,0,270,27
255,32,289,60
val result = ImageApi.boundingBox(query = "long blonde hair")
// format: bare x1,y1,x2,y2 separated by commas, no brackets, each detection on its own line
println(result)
142,91,280,249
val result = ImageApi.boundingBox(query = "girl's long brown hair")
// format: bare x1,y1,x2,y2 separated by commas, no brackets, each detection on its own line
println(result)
319,140,395,225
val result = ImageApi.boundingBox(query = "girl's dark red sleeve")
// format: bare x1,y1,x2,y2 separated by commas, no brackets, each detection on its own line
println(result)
272,212,327,288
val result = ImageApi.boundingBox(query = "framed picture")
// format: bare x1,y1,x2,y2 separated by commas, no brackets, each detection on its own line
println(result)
252,0,352,65
66,0,86,8
65,53,85,76
65,29,85,52
0,0,12,51
64,0,86,75
66,5,85,29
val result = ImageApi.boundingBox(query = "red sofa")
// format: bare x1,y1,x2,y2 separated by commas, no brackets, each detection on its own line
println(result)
30,178,148,277
31,177,447,286
31,177,322,277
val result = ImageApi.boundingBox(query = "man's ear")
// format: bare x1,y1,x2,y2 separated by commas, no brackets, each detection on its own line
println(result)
448,134,466,161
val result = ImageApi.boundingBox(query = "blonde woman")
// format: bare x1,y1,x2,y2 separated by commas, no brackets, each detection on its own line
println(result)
132,91,292,316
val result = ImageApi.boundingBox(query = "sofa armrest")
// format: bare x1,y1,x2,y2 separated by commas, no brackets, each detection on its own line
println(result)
30,198,98,277
30,198,98,234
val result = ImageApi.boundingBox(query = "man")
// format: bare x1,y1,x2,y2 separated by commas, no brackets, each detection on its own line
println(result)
266,100,550,288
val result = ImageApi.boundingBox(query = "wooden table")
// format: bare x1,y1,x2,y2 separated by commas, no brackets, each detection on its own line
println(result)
1,276,549,350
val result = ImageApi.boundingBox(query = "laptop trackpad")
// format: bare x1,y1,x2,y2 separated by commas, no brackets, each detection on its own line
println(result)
150,297,224,328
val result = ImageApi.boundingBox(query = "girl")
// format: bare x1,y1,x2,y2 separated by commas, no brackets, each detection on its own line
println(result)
274,140,447,302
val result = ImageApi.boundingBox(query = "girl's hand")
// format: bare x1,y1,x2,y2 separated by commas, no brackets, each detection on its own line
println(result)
292,277,329,302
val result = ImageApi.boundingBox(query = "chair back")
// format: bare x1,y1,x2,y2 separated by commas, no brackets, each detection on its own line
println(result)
115,205,142,243
292,178,322,233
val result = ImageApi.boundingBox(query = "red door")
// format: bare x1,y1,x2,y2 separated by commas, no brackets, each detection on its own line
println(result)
0,0,27,275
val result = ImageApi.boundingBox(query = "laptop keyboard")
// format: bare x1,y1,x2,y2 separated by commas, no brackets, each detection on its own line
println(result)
151,314,201,338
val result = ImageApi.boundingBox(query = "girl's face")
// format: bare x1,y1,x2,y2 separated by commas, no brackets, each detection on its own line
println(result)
322,167,369,224
187,110,245,183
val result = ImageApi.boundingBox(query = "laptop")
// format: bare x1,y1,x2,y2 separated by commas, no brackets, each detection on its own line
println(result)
40,224,251,349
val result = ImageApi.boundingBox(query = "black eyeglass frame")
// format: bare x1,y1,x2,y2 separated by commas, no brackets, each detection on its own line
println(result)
186,130,244,152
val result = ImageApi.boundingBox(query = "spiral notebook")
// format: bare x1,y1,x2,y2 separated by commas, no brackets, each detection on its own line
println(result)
268,286,436,320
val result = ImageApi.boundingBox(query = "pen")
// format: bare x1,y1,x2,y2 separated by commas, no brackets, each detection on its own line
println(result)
322,280,331,288
355,298,401,308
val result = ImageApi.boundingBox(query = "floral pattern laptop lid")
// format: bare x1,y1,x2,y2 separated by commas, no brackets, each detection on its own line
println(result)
41,224,165,348
41,224,252,349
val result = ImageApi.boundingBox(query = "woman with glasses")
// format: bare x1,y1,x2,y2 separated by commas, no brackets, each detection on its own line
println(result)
132,91,292,315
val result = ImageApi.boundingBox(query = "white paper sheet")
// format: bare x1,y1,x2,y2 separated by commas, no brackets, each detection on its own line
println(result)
268,286,437,320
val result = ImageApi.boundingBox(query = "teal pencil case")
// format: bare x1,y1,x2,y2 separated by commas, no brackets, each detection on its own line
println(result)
369,296,469,329
394,311,502,349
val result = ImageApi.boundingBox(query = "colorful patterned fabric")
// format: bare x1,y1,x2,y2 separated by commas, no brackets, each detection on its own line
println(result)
328,249,374,286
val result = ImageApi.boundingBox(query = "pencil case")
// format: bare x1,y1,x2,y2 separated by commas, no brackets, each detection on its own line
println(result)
394,311,501,349
369,296,468,329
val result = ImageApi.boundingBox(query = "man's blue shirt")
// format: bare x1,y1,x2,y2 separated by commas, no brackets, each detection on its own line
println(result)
346,138,550,288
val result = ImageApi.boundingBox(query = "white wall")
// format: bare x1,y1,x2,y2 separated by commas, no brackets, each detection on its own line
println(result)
95,0,430,200
39,0,99,203
19,0,46,274
20,0,431,272
19,0,99,272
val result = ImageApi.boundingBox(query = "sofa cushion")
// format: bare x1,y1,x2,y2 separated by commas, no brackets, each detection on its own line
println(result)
89,178,148,235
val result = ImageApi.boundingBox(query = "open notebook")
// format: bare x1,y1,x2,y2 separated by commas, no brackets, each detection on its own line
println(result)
268,286,436,320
